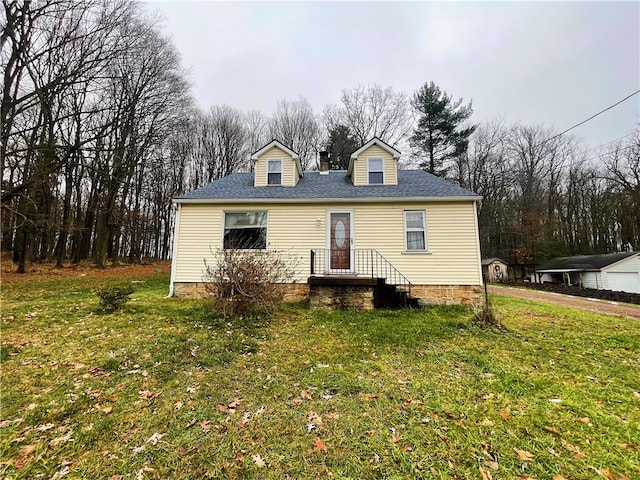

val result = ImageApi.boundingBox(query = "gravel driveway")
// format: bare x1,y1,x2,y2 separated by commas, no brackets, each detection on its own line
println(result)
488,285,640,320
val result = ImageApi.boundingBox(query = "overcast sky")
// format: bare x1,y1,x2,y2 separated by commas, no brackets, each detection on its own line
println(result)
144,1,639,151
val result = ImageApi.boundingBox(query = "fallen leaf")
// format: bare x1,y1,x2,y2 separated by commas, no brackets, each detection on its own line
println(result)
136,465,154,480
292,398,303,406
216,404,229,413
561,440,586,459
499,411,511,421
51,466,70,479
36,423,56,432
252,453,266,467
138,390,157,400
228,398,242,408
20,444,37,456
517,477,537,480
49,431,74,448
300,390,312,400
552,476,567,480
578,417,591,424
199,420,212,432
308,411,323,426
312,437,328,453
597,468,616,479
485,460,499,470
146,432,164,445
402,445,413,452
514,448,534,462
324,412,340,420
480,419,494,427
174,401,183,411
109,476,123,480
479,466,493,480
101,406,113,415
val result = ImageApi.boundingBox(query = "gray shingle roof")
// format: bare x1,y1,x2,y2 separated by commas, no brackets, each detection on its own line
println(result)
176,170,479,202
536,252,639,272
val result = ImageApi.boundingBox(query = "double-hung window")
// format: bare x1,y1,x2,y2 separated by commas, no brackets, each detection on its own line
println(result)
267,159,282,185
223,211,267,249
368,158,384,184
404,210,427,251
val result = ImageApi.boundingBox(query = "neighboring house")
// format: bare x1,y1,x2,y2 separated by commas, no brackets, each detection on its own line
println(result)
169,138,484,308
482,258,508,283
533,252,640,294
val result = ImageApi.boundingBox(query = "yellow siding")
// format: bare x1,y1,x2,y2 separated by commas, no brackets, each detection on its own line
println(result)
174,201,482,286
254,146,299,187
352,145,397,186
173,205,223,281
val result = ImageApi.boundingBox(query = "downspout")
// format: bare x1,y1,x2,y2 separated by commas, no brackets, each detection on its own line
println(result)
167,202,181,297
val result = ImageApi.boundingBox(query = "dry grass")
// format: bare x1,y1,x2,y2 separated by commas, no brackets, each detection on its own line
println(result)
1,265,638,479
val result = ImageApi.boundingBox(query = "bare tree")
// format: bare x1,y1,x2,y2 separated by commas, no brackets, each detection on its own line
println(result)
268,97,320,170
324,84,412,147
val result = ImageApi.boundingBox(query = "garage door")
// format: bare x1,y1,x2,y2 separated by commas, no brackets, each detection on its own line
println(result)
607,272,640,293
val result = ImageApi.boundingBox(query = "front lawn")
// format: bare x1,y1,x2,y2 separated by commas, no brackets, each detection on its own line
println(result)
1,268,638,479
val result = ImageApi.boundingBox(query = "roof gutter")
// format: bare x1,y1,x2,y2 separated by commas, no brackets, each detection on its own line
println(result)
173,195,483,205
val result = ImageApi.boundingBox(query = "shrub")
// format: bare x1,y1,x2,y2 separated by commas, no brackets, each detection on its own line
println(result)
95,285,135,312
203,248,298,318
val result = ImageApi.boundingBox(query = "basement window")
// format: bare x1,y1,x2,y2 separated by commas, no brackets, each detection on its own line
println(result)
223,211,267,249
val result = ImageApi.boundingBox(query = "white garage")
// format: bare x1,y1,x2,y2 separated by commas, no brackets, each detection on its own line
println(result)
534,252,640,294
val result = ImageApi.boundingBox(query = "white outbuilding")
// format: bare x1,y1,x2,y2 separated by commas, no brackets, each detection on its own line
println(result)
533,252,640,294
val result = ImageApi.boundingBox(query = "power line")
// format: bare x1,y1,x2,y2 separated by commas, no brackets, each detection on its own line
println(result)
545,90,640,143
580,131,637,156
581,143,635,164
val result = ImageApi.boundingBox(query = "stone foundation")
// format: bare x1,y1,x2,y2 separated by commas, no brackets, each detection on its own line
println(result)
172,282,309,302
309,285,375,310
411,284,482,308
173,282,209,298
172,281,482,308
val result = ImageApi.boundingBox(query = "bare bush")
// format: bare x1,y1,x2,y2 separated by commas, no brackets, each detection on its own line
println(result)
203,248,298,318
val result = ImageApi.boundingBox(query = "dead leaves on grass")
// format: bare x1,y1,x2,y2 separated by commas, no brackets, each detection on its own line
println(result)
311,437,328,453
514,447,534,462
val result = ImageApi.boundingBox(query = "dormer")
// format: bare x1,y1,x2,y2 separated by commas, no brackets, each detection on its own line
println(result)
347,137,400,186
251,140,304,187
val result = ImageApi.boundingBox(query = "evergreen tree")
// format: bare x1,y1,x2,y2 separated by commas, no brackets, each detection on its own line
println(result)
326,125,360,170
411,82,476,176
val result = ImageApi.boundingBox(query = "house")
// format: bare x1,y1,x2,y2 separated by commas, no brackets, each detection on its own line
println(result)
533,252,640,294
169,138,484,308
482,257,508,283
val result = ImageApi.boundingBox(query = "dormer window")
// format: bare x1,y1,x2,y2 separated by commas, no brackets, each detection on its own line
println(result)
368,157,384,184
267,159,282,185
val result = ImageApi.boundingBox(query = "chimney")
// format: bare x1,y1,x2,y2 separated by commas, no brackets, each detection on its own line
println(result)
319,151,330,172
